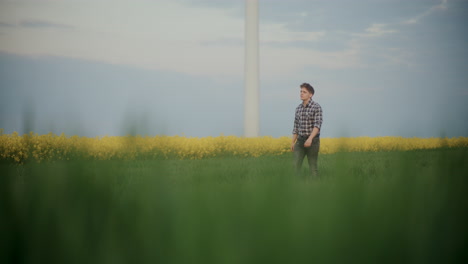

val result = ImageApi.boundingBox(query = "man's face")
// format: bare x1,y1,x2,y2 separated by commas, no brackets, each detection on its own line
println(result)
300,87,312,101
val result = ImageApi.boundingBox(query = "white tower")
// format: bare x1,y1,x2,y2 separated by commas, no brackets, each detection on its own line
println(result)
244,0,259,137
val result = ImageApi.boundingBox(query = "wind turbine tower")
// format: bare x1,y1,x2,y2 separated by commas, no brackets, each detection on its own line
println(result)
244,0,259,137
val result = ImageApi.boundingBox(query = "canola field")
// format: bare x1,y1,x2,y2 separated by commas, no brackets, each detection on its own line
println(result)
2,129,468,263
1,129,467,162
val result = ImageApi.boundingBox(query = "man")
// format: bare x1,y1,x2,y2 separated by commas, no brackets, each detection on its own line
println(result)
291,83,323,178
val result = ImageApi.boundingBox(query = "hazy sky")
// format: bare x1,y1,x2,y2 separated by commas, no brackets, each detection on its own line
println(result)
1,0,467,138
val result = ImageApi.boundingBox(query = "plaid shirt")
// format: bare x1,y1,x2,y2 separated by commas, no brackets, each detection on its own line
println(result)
293,100,323,137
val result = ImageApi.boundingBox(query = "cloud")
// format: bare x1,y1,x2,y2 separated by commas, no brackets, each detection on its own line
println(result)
0,0,457,80
260,44,362,79
0,0,245,77
363,23,397,37
19,19,74,29
261,22,325,44
0,21,15,27
201,37,243,47
329,0,451,69
403,0,448,24
0,0,400,79
0,19,74,29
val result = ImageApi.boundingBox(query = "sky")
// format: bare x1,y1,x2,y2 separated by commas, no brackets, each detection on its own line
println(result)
0,0,467,138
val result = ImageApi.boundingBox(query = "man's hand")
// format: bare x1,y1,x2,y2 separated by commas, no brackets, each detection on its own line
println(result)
291,134,298,152
304,127,319,148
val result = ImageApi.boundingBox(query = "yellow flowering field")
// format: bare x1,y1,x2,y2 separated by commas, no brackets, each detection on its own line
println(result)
1,129,467,163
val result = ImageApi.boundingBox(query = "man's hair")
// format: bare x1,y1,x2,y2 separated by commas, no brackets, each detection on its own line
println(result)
300,83,315,94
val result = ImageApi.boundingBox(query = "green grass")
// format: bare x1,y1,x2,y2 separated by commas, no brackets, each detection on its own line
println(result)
1,148,467,263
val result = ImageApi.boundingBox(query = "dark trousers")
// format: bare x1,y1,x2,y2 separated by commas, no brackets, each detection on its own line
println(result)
294,136,320,177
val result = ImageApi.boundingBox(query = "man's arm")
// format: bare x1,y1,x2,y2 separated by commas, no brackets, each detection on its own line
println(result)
291,107,299,151
304,127,319,147
291,134,298,151
304,104,322,147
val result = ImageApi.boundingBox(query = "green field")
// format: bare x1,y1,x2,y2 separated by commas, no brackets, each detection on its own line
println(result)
1,148,467,263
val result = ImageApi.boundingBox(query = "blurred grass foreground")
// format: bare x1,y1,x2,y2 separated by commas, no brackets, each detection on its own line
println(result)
1,131,467,263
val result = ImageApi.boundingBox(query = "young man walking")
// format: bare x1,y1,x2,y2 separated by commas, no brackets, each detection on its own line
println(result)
291,83,323,178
